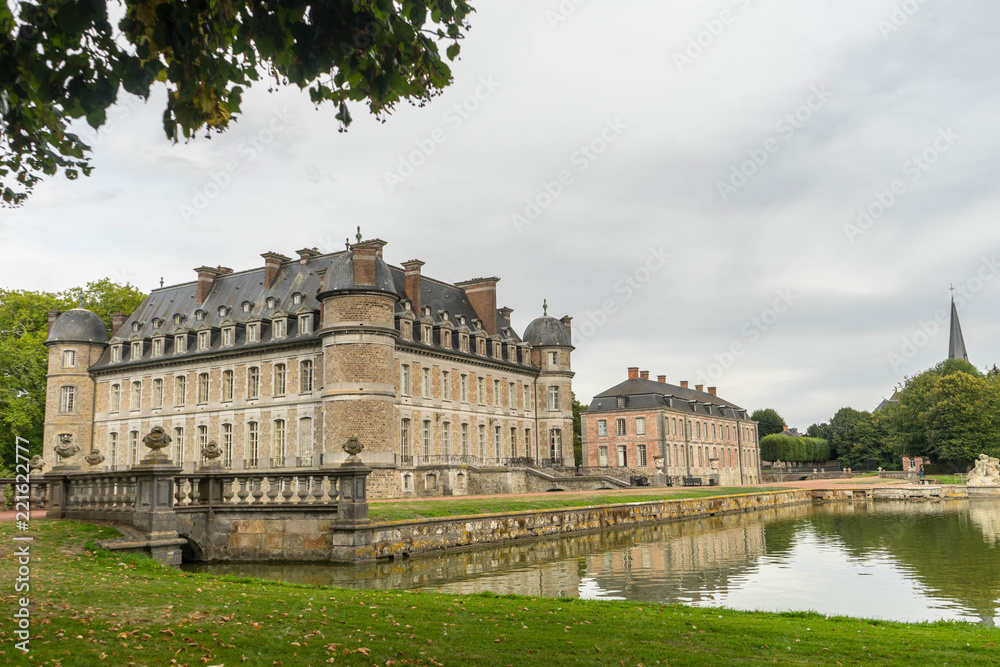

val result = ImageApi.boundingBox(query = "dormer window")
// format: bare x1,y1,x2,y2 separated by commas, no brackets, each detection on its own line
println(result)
617,397,626,409
273,318,286,338
222,327,234,346
292,293,303,306
476,338,486,355
421,324,432,343
247,323,259,342
242,302,252,314
131,321,140,333
401,319,413,340
111,344,122,363
218,306,229,317
266,297,276,309
298,314,312,335
458,315,466,326
423,306,432,318
492,341,502,357
195,310,206,322
152,318,163,330
198,331,210,350
459,333,469,353
152,338,164,356
173,314,184,325
131,341,143,359
175,335,187,354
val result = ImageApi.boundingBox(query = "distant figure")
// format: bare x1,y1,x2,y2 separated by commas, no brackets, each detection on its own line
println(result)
919,465,926,479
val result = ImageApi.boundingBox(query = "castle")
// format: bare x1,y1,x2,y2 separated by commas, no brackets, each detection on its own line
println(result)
42,238,575,499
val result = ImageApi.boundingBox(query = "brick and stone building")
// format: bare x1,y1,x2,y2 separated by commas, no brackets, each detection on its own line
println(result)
581,368,761,486
42,238,575,499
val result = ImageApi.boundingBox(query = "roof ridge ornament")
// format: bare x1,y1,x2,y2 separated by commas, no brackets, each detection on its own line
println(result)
356,225,362,243
543,299,548,317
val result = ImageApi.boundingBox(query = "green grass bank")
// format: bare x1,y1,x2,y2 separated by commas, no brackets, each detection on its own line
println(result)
2,521,997,666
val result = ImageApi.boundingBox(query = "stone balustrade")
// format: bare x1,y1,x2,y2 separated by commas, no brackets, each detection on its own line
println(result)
0,478,50,510
173,472,344,508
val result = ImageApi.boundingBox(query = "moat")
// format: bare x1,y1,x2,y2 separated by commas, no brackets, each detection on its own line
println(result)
184,498,1000,625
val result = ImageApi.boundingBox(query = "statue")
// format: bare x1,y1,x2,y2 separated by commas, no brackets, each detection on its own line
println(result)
342,436,364,465
28,455,44,474
968,454,1000,487
141,426,172,461
84,449,105,466
201,439,222,469
54,433,80,461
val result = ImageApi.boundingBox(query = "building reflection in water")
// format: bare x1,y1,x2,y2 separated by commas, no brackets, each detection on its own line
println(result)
184,500,1000,625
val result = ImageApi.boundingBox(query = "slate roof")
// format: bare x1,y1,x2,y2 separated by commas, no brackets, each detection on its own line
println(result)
45,308,109,345
587,378,750,420
523,316,572,347
92,250,520,370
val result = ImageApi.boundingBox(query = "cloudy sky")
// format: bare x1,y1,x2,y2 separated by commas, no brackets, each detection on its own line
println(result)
3,0,999,429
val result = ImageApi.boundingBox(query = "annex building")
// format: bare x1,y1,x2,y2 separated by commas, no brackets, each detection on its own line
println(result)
42,237,575,499
581,368,761,486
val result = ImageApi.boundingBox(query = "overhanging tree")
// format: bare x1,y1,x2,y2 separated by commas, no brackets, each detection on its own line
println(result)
0,0,473,205
750,408,784,438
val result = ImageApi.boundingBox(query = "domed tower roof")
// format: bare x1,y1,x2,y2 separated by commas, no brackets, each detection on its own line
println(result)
523,315,572,347
318,243,398,298
45,309,108,345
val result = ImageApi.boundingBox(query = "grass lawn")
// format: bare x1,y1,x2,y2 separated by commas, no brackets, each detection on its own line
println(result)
930,475,967,485
3,521,998,666
367,487,791,521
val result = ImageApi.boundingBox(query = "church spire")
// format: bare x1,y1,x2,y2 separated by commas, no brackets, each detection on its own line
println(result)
948,286,969,362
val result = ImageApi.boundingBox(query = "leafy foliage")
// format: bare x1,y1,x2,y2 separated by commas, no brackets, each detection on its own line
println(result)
750,408,785,438
571,392,585,466
0,0,474,205
0,279,144,466
758,434,829,463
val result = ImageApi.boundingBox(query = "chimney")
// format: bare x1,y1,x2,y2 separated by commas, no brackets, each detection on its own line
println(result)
708,387,717,396
402,260,425,314
296,247,321,266
657,375,666,383
260,252,290,290
456,277,500,335
560,315,572,343
695,384,704,392
351,239,387,285
640,370,650,380
194,266,226,303
499,306,514,327
47,309,61,334
111,313,129,336
628,367,639,380
680,380,689,388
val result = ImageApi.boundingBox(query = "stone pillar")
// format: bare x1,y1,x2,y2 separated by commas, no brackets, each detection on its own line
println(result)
130,461,184,566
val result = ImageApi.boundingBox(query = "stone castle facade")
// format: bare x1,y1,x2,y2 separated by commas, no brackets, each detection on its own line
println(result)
42,238,575,499
581,368,761,486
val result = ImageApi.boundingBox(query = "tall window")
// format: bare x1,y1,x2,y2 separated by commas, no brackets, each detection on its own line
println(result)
549,351,558,367
300,360,314,392
477,377,485,404
247,323,259,342
152,378,163,409
130,381,141,411
421,368,431,398
493,379,501,406
422,420,431,456
248,367,260,399
173,427,184,463
222,370,234,401
598,445,608,467
110,384,121,412
636,417,646,436
460,374,469,402
637,444,647,467
494,425,502,458
460,423,470,456
197,373,209,403
197,425,208,461
174,376,186,406
525,428,532,458
550,429,563,461
615,418,626,436
712,423,716,440
274,363,286,395
129,430,139,465
442,370,451,399
62,349,76,367
401,365,411,395
247,422,259,467
509,382,516,408
442,422,452,456
598,419,608,437
400,419,411,458
523,385,531,410
273,420,286,466
547,385,560,411
478,424,486,455
696,422,701,439
299,417,313,461
617,445,627,467
109,432,119,468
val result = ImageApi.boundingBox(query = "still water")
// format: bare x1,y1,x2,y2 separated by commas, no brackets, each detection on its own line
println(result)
184,499,1000,625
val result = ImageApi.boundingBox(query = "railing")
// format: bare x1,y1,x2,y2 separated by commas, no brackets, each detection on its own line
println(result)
63,473,138,514
173,472,343,507
0,478,51,510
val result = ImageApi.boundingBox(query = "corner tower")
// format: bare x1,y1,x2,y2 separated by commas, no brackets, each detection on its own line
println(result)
42,309,109,466
523,304,575,466
317,240,401,489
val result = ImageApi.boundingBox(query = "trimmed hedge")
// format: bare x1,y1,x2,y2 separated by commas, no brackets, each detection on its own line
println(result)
759,434,830,463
